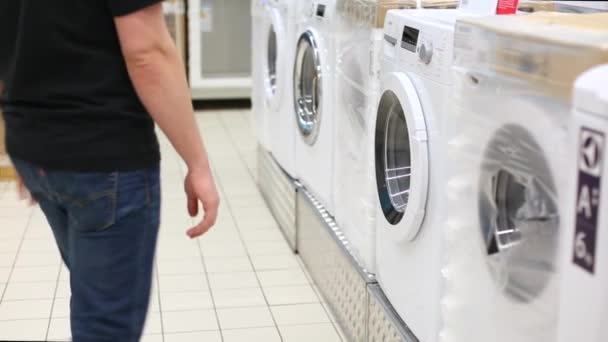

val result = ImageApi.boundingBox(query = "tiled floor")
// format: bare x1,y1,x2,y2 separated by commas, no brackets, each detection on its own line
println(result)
0,110,346,342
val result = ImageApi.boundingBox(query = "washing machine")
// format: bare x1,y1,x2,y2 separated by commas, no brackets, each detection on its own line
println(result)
262,0,299,177
373,9,457,342
441,13,608,342
293,0,337,213
333,0,420,273
557,64,608,342
251,0,271,150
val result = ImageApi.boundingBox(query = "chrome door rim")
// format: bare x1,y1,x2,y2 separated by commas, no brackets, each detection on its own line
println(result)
293,30,323,146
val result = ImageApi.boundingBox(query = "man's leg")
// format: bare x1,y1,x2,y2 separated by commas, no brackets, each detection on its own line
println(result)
58,166,160,342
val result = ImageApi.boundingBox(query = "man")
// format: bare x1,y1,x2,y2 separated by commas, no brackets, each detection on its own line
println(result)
0,1,220,341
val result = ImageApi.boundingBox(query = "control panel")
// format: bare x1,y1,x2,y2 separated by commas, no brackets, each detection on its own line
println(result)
396,15,455,85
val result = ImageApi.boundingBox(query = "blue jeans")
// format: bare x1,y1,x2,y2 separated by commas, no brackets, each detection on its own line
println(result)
13,159,161,342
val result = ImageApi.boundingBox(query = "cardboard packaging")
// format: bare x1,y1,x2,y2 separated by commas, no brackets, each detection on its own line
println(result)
454,12,608,101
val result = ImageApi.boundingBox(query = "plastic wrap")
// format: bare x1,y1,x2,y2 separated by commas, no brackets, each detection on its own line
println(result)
333,0,419,271
440,14,608,342
453,13,608,101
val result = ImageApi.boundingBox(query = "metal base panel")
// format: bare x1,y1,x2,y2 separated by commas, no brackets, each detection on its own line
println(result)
296,187,376,342
257,146,298,252
367,284,419,342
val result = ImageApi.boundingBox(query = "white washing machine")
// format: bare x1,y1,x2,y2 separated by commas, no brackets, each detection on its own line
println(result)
251,0,271,150
263,0,299,177
373,9,457,342
558,64,608,342
293,0,337,213
333,0,420,273
441,13,608,342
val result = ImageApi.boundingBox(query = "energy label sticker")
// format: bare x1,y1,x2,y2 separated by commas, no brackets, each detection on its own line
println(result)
573,127,604,274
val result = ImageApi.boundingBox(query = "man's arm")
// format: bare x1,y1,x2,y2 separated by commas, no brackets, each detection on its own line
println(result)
113,3,219,238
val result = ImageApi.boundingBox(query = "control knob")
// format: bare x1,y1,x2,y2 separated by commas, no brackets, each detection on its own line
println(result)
418,42,433,65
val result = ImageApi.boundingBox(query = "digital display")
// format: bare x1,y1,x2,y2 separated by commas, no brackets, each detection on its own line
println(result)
401,26,419,52
316,4,326,17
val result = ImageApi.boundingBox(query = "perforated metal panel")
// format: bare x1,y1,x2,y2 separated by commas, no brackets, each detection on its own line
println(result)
257,146,298,251
367,284,419,342
297,187,375,342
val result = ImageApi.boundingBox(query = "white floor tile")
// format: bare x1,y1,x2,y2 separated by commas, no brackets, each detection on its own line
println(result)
257,269,309,288
0,267,10,283
0,240,21,253
19,239,59,253
3,281,56,300
14,252,61,267
47,317,71,341
143,313,163,335
200,241,248,258
222,326,282,342
55,281,71,298
51,298,70,318
157,258,205,275
164,330,222,342
263,285,319,306
207,271,259,289
10,265,60,282
245,241,293,256
140,334,164,342
270,303,330,326
0,319,49,341
250,254,301,271
212,287,266,308
162,309,218,333
160,291,214,311
278,323,342,342
217,306,275,330
0,299,53,320
204,256,253,273
158,273,208,293
0,253,17,268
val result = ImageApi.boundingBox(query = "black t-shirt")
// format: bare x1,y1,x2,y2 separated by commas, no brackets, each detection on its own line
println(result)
0,0,163,171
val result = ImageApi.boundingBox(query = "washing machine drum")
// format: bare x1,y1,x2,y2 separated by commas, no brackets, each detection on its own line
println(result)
374,73,430,242
294,31,322,145
478,123,560,302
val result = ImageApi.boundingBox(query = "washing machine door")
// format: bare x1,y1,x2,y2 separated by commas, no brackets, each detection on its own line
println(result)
263,8,287,111
293,30,323,145
479,121,560,302
375,72,429,242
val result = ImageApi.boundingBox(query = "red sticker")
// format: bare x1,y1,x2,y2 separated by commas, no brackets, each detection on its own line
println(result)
496,0,519,14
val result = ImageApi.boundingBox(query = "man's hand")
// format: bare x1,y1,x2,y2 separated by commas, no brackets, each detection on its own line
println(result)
184,166,219,238
16,175,36,206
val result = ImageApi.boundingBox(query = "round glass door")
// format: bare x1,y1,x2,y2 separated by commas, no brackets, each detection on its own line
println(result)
294,31,322,145
479,124,559,302
375,90,411,225
374,73,429,242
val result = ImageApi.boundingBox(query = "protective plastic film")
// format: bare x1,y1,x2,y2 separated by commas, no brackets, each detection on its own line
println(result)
440,65,569,342
453,13,608,101
337,0,417,29
333,0,416,271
